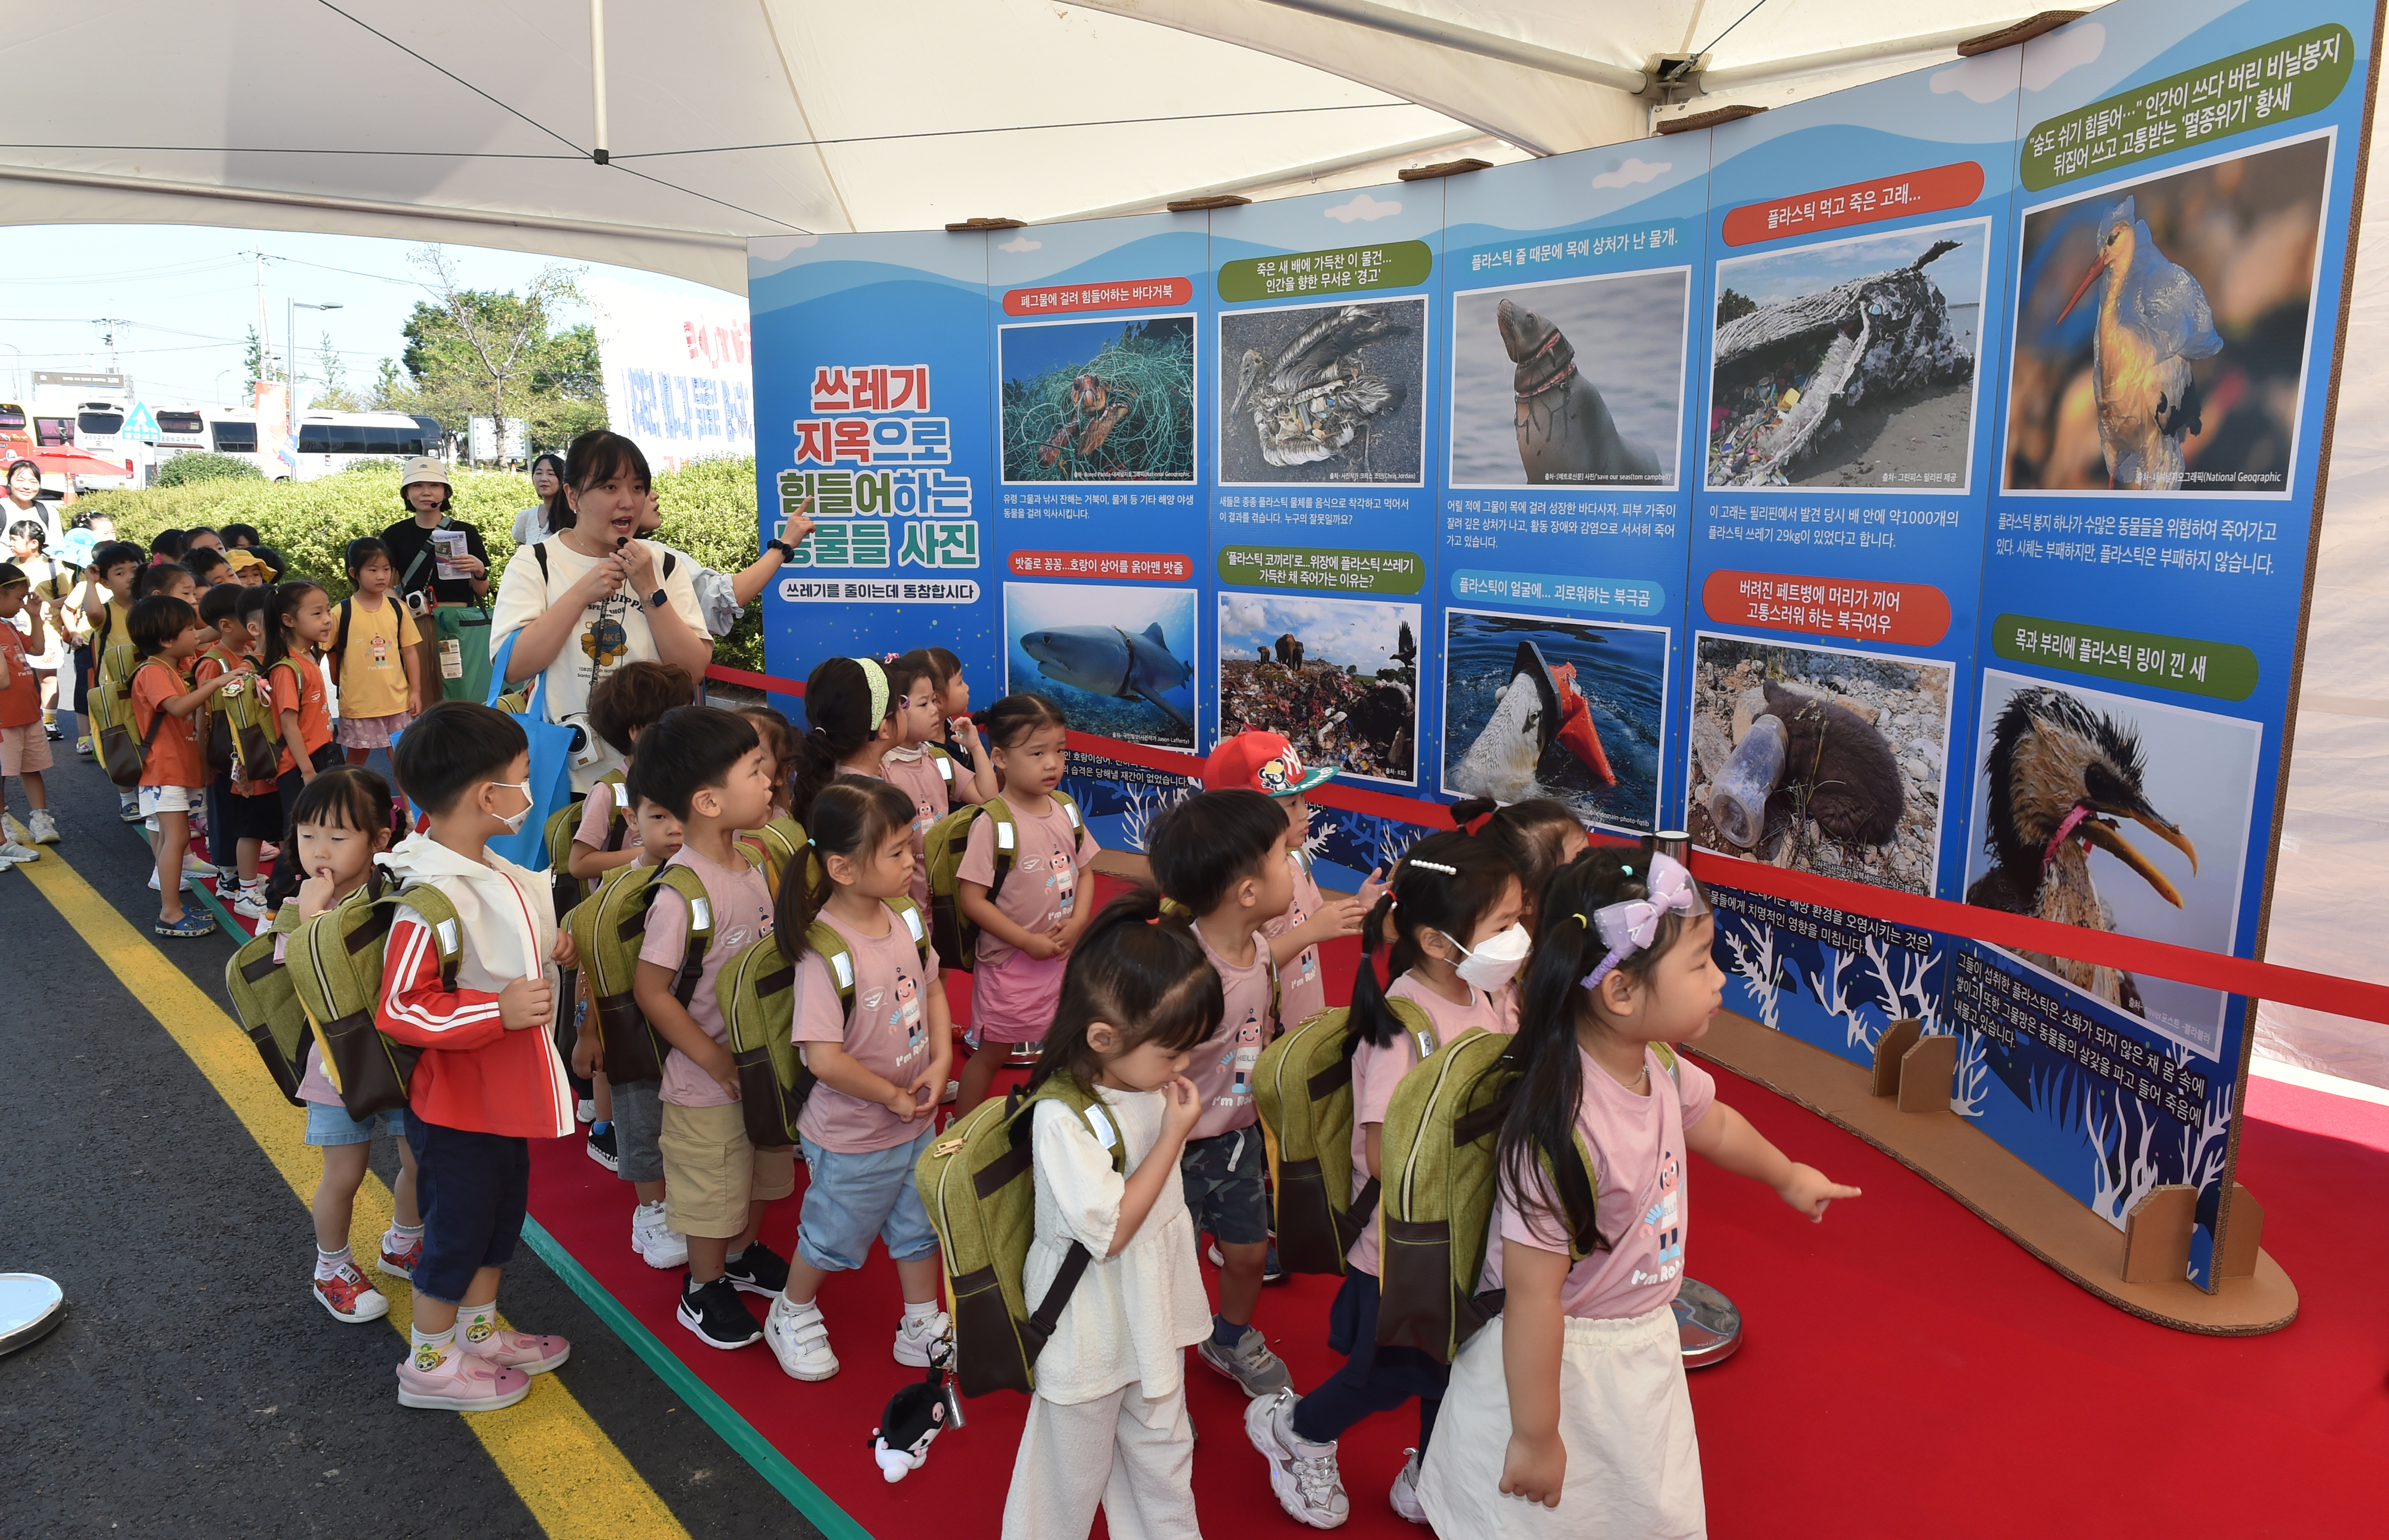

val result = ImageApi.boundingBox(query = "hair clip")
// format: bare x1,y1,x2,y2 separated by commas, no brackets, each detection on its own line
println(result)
1407,859,1458,875
1158,896,1193,920
1620,863,1633,876
1580,853,1701,994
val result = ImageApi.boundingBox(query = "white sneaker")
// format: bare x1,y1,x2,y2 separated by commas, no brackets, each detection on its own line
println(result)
576,1097,596,1123
764,1295,839,1381
1389,1447,1427,1524
1246,1390,1349,1529
232,889,275,921
630,1200,689,1269
892,1309,953,1367
0,838,38,864
26,811,59,845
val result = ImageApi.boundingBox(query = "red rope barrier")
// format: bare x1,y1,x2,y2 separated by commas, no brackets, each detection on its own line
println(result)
703,665,2388,1020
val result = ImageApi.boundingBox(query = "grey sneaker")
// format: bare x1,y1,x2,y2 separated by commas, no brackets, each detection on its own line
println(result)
0,837,38,864
1389,1447,1428,1524
1246,1390,1347,1529
26,810,60,845
1196,1324,1291,1398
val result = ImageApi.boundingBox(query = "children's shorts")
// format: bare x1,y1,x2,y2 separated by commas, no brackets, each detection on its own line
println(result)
304,1101,405,1146
1179,1125,1270,1247
333,709,416,749
658,1099,796,1240
610,1077,665,1184
404,1117,531,1307
138,783,198,821
795,1123,940,1272
0,722,53,777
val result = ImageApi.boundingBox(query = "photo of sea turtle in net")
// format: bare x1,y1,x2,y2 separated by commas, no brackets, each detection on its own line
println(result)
1000,315,1194,482
1218,296,1426,485
1706,217,1988,491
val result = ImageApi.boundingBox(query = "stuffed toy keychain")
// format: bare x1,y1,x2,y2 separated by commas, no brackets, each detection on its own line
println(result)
870,1344,962,1482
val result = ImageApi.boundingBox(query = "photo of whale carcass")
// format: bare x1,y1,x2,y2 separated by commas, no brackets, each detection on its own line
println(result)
1000,315,1195,483
1218,592,1421,783
1218,297,1426,484
1685,635,1952,895
1441,609,1667,832
1005,582,1197,750
1450,269,1685,488
1708,217,1986,490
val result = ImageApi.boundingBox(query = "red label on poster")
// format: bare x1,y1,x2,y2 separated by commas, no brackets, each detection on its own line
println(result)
1002,278,1193,316
1721,162,1985,247
1702,571,1951,645
1009,550,1193,582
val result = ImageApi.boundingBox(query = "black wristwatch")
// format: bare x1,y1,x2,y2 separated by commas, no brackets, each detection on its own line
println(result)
647,587,668,610
767,538,797,560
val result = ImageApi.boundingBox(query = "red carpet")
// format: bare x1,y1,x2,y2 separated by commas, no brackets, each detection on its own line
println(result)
526,900,2389,1537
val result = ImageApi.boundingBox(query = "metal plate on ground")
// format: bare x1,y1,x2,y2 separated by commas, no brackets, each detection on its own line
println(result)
0,1274,65,1357
1675,1277,1742,1368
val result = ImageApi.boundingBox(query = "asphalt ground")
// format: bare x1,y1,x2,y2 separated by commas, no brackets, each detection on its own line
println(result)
0,743,815,1539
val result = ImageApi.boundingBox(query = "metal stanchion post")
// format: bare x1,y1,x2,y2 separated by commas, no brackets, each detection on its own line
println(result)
1653,828,1745,1369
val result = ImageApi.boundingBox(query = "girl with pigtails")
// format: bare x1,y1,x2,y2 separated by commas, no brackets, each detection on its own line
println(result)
1416,845,1860,1538
1247,829,1527,1528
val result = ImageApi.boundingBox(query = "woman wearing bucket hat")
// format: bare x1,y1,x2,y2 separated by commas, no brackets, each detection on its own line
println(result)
381,455,490,703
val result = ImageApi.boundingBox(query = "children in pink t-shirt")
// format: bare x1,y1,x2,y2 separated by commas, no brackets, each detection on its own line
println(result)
879,651,982,908
951,694,1094,1118
1418,849,1860,1538
764,776,955,1384
1248,829,1521,1528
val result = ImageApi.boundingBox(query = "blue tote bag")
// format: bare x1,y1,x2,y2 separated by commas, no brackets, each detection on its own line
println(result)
482,630,578,872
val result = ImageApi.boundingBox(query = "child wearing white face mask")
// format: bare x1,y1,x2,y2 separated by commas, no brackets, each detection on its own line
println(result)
1245,829,1525,1529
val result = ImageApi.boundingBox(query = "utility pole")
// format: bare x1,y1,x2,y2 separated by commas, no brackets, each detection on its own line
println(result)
250,249,272,391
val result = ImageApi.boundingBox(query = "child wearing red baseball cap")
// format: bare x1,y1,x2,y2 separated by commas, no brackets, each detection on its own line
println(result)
1202,730,1381,1032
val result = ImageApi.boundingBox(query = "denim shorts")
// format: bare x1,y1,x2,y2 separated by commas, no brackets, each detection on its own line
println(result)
304,1101,406,1147
1180,1125,1270,1247
796,1124,940,1273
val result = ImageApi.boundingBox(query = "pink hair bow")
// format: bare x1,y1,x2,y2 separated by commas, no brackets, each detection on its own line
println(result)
1581,853,1701,992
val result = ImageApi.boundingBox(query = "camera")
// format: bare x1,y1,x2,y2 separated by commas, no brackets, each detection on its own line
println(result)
558,711,601,769
405,589,433,619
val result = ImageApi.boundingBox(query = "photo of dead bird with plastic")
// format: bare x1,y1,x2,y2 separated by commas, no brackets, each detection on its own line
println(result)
1962,670,2258,1053
1687,635,1953,895
1006,582,1198,750
1449,269,1686,488
1218,297,1425,484
2003,133,2329,494
1706,217,1988,491
1218,592,1420,783
1000,314,1195,482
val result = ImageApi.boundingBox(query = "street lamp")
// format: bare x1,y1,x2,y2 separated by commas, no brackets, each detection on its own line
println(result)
286,299,343,440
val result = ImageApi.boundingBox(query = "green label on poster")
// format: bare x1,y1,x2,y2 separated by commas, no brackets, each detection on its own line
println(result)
2020,24,2352,191
1218,546,1425,595
1217,241,1432,303
1991,613,2258,700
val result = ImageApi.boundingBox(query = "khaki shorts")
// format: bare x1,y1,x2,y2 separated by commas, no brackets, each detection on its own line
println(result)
0,722,53,777
658,1099,796,1239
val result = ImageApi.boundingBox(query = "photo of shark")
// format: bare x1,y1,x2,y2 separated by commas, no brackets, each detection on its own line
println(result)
1005,582,1198,749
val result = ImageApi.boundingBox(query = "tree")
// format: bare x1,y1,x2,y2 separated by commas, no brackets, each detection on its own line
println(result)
243,325,267,389
1717,288,1758,327
309,331,370,412
398,245,607,457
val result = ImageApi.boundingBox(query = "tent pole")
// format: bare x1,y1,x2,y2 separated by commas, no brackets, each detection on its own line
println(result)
590,0,610,165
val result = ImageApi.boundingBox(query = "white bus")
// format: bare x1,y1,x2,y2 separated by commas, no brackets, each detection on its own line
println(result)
285,410,441,481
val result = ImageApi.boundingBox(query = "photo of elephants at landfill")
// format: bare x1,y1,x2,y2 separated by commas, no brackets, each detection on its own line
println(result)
1440,608,1668,833
1218,592,1421,783
1000,314,1196,484
1450,269,1687,489
1685,635,1953,895
1707,217,1988,491
1962,669,2258,1052
2004,134,2329,494
1005,582,1197,750
1217,296,1426,485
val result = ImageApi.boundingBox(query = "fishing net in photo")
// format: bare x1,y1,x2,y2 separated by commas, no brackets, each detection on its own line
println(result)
1002,321,1195,481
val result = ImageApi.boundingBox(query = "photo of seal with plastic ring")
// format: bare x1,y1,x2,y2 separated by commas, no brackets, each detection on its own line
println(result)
1449,269,1687,488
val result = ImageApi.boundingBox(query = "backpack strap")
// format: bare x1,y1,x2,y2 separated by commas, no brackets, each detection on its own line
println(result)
979,798,1019,903
1384,997,1440,1063
389,884,466,993
925,745,954,785
802,898,933,1013
650,863,717,1007
886,896,932,970
398,525,443,594
1652,1042,1682,1085
1017,1074,1130,1358
132,657,174,760
329,598,353,686
533,542,549,583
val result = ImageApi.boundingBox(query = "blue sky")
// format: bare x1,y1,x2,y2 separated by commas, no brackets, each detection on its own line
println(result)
0,223,739,409
1716,216,1989,311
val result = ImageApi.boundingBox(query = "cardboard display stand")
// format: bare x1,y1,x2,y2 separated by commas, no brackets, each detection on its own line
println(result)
749,0,2378,1329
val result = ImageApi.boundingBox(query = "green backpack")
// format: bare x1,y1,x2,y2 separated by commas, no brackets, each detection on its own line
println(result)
921,789,1085,972
1253,997,1439,1277
915,1072,1128,1398
286,878,466,1121
201,647,281,784
740,813,812,892
223,900,310,1105
1374,1028,1679,1362
542,771,627,922
564,840,778,1087
723,897,931,1150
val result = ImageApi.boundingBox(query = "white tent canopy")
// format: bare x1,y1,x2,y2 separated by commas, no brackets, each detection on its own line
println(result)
2,0,2046,291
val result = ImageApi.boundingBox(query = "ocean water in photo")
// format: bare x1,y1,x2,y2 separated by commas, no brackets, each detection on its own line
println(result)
1451,271,1687,485
1442,610,1667,831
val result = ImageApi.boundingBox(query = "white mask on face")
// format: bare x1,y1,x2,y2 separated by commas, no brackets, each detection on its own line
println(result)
489,779,535,834
1445,922,1531,992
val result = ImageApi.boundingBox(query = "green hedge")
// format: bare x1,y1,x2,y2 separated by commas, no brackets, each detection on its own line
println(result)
80,456,767,669
153,451,264,488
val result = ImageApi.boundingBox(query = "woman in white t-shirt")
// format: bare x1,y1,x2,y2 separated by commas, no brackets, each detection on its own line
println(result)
508,453,566,547
489,432,711,791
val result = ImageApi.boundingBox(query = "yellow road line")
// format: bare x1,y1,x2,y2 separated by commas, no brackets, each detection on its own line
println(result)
11,830,690,1540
